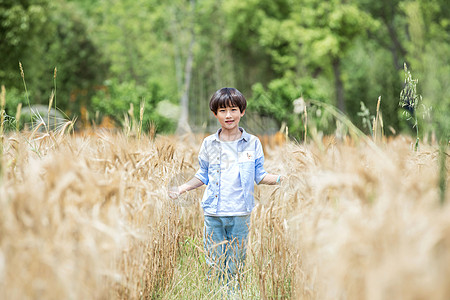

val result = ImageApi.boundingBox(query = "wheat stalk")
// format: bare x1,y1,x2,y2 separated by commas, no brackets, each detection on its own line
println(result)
53,67,57,129
15,103,22,132
138,99,145,141
0,85,5,176
373,96,381,142
304,104,308,143
0,85,5,139
48,90,54,132
19,62,32,126
0,132,447,299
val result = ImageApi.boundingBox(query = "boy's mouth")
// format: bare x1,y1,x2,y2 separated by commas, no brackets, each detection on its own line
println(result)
225,120,234,124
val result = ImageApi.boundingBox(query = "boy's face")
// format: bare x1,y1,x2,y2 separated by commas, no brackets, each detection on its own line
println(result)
214,106,245,131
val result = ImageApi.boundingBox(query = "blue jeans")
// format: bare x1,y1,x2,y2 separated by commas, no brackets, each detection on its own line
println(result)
203,215,251,281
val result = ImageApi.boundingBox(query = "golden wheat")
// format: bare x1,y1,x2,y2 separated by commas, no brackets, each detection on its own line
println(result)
0,131,448,299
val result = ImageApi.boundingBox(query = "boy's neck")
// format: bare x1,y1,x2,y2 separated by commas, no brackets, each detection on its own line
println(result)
219,127,242,141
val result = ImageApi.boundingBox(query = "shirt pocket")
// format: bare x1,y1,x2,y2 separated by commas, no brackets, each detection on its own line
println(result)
238,150,255,183
238,151,255,163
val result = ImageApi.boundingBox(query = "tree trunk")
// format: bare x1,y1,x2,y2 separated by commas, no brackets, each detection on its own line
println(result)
383,18,407,70
332,58,345,113
176,0,196,135
176,37,195,134
169,10,183,92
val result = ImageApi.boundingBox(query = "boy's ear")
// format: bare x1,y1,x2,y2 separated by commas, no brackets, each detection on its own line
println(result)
241,109,245,117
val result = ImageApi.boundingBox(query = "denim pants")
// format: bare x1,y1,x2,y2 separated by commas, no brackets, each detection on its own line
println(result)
203,215,251,280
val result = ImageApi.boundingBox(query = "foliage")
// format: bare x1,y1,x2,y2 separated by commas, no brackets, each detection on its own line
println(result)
0,0,53,91
0,0,108,113
249,75,334,139
343,41,402,132
0,0,448,136
399,64,422,150
48,2,109,113
357,101,374,136
91,79,176,133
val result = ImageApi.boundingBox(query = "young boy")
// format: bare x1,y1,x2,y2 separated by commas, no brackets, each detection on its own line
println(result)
170,87,281,284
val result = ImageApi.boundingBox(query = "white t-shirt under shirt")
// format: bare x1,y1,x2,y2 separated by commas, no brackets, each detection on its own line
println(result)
208,140,248,216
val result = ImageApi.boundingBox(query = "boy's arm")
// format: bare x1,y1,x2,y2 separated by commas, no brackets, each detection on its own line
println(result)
179,177,204,194
254,137,283,185
168,138,208,199
259,174,283,185
168,177,204,199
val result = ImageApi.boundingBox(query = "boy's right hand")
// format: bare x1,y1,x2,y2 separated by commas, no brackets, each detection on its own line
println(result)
168,186,181,199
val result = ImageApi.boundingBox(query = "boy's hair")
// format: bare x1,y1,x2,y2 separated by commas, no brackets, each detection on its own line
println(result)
209,87,247,114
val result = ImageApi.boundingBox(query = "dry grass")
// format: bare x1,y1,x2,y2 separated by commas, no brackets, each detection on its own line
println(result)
260,137,450,299
0,131,448,299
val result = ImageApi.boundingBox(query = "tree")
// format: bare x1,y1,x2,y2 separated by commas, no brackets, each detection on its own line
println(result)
0,0,54,99
291,1,372,113
48,1,109,118
170,0,196,134
224,0,372,114
358,0,408,70
0,0,109,121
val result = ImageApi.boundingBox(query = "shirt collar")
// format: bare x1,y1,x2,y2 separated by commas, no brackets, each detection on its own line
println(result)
213,127,250,142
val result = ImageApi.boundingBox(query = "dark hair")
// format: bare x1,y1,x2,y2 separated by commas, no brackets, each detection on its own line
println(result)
209,87,247,114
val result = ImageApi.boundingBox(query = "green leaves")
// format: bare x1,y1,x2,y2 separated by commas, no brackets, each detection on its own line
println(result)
0,0,108,117
1,0,448,137
91,79,176,133
298,2,373,63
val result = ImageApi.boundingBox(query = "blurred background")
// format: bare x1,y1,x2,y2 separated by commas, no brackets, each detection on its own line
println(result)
0,0,448,140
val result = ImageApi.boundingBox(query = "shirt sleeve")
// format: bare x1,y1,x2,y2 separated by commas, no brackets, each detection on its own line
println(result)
194,139,209,185
254,138,267,184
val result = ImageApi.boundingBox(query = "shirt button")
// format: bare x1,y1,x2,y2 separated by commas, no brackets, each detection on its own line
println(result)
216,182,218,185
215,195,218,198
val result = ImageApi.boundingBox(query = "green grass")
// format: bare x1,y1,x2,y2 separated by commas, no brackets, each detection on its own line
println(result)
163,235,263,299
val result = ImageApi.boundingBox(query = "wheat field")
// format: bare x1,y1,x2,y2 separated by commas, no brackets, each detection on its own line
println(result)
0,131,449,299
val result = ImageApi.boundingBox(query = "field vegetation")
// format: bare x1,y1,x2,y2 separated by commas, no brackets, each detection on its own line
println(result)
1,0,449,138
1,0,449,299
0,128,448,299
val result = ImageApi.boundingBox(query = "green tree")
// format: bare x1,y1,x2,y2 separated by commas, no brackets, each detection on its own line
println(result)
0,0,109,121
81,0,192,132
291,1,373,113
0,0,54,100
91,79,175,133
358,0,408,69
224,0,373,113
47,1,109,119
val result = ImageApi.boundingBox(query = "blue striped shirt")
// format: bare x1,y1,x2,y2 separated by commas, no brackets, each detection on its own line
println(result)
195,128,267,215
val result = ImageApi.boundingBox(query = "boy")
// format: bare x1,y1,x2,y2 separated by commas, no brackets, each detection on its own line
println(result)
170,87,282,285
